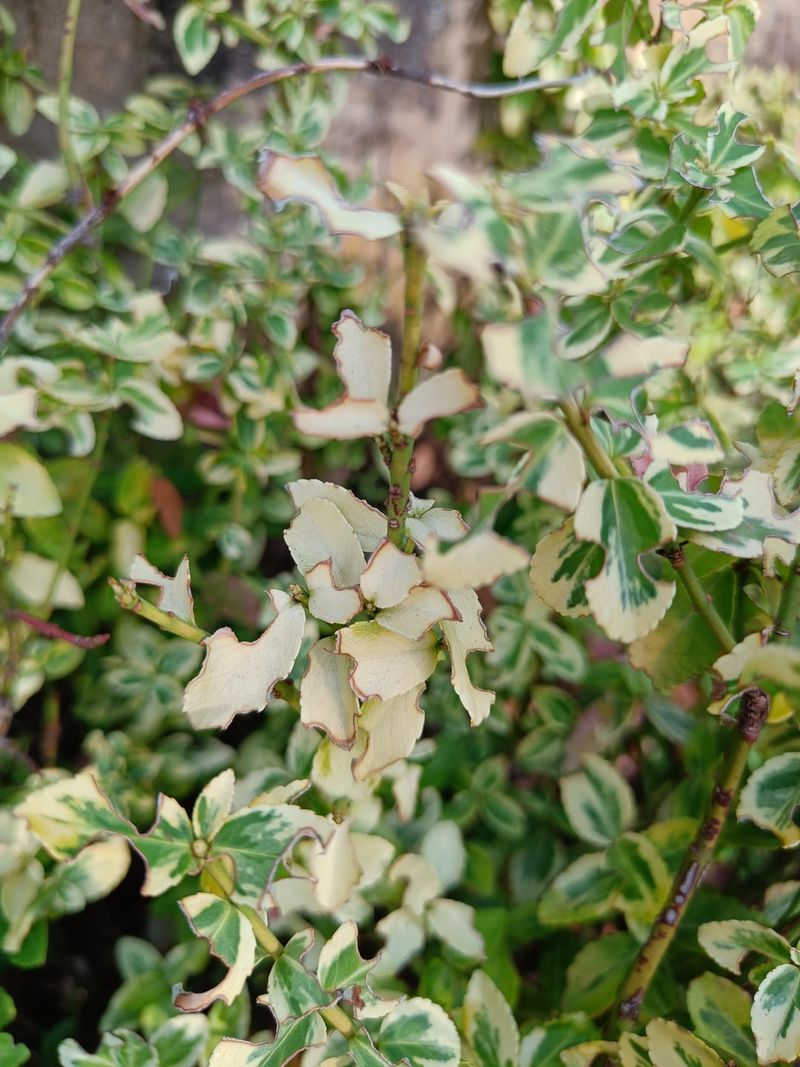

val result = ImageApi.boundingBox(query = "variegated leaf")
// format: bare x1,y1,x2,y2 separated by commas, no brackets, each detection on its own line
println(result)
530,518,602,619
574,478,676,642
560,755,636,847
752,964,800,1065
175,893,256,1011
697,920,792,975
738,754,800,847
462,970,519,1067
208,1013,327,1067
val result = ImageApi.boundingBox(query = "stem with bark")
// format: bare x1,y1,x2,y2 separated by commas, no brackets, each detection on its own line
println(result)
58,0,90,207
386,225,426,549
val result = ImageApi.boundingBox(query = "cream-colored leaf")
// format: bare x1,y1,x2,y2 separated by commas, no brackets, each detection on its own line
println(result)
9,552,84,609
285,497,365,589
129,553,195,624
375,586,458,640
407,499,469,547
421,822,465,892
300,637,359,747
183,592,305,729
259,153,401,240
337,623,437,702
423,532,530,590
427,898,484,957
287,480,387,552
391,854,442,914
308,819,362,912
360,540,423,608
331,311,392,404
0,444,62,517
604,333,689,377
440,589,494,725
374,908,426,976
503,0,537,77
305,559,363,625
0,387,38,435
293,397,390,440
396,369,481,437
352,685,426,781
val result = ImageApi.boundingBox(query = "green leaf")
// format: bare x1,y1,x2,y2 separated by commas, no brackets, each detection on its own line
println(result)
563,933,638,1017
463,970,519,1067
377,998,461,1067
518,1015,600,1067
560,755,636,847
0,1034,29,1067
687,973,757,1067
607,832,670,925
58,1030,158,1067
752,965,800,1065
173,4,221,75
573,478,677,642
751,205,800,278
630,551,736,688
670,105,764,195
539,852,619,925
738,754,800,847
151,1016,209,1067
697,920,792,975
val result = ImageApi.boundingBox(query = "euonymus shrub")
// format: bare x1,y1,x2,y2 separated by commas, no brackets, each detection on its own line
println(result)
4,1,800,1067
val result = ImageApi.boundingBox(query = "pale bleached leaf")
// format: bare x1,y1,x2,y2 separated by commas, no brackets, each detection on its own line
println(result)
183,591,305,729
440,588,494,726
360,540,423,608
287,480,387,552
305,560,363,625
604,333,689,377
308,819,362,912
427,898,484,958
259,154,401,240
8,552,84,609
337,623,437,702
353,685,426,781
293,397,389,440
0,444,61,517
423,532,530,590
129,553,195,624
503,0,537,77
300,637,359,747
375,585,458,640
285,497,365,589
396,368,481,437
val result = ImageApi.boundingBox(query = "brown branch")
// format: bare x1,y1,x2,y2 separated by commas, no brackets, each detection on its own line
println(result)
7,608,110,649
0,59,588,345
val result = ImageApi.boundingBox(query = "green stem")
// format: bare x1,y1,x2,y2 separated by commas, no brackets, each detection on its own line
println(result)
386,227,426,549
773,546,800,642
559,396,619,479
42,414,109,618
58,0,90,207
669,547,736,654
202,861,355,1039
109,578,209,643
676,185,706,224
610,688,769,1026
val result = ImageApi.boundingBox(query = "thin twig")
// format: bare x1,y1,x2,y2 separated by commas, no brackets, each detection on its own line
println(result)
0,59,588,345
610,688,769,1026
109,577,209,643
6,609,110,649
772,545,800,641
58,0,91,208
